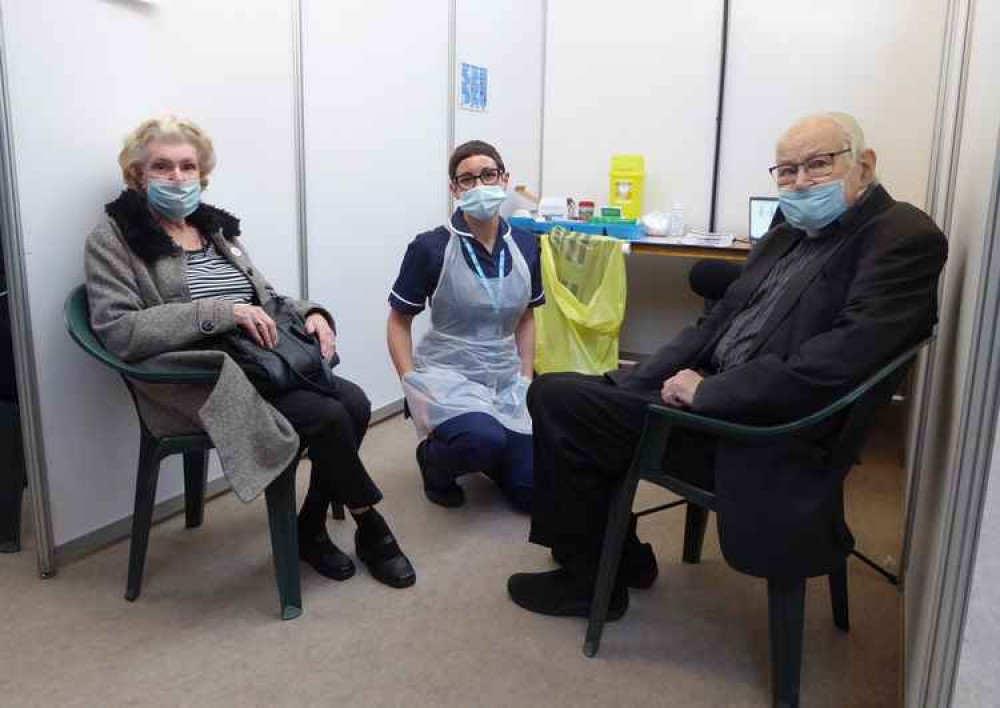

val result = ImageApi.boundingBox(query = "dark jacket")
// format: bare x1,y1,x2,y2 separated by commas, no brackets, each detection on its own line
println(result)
608,184,947,578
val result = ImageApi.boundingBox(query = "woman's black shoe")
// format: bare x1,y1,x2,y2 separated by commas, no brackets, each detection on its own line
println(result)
355,530,416,588
299,529,355,581
507,568,629,620
417,439,465,508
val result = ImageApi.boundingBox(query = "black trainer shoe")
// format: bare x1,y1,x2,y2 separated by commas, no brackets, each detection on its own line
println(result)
507,567,629,621
298,528,355,581
417,439,465,508
356,530,416,589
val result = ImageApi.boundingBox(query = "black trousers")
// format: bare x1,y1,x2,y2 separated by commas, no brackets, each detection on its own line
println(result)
527,373,716,561
266,374,382,513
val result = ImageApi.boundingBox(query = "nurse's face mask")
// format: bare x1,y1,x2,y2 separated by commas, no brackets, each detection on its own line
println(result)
452,156,508,221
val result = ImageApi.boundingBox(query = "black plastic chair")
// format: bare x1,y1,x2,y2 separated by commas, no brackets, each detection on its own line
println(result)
584,338,931,708
0,399,24,553
63,285,302,620
688,258,742,316
0,287,25,553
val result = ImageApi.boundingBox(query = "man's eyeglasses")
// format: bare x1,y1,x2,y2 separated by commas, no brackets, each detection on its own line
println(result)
454,167,504,190
768,148,852,187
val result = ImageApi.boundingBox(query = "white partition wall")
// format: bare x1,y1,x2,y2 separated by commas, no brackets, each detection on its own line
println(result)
715,0,949,235
542,0,722,227
301,0,450,412
541,0,724,355
0,0,301,548
454,0,545,204
905,0,1000,703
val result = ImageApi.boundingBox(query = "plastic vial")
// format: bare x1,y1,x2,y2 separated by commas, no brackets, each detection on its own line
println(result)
669,203,684,237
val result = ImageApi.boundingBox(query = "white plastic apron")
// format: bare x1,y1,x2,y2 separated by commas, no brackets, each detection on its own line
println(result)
402,223,532,437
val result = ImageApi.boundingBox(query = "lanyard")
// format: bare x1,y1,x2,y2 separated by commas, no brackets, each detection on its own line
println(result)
460,236,505,312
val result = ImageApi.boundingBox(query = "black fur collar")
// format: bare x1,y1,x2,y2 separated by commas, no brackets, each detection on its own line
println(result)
104,189,241,263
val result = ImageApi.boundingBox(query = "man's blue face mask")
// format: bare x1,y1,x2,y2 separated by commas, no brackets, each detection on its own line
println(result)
147,178,201,222
778,180,849,234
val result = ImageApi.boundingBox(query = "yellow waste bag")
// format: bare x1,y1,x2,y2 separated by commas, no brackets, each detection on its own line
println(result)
534,229,627,375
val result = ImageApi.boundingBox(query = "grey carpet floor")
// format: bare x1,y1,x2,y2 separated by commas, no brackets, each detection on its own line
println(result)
0,412,903,707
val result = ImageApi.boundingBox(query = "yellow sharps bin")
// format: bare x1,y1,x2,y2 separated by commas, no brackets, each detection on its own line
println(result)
609,154,645,220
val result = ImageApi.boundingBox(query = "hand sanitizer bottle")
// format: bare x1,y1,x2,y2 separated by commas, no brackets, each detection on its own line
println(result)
669,203,684,237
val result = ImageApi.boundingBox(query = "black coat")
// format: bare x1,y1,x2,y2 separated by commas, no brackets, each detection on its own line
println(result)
608,185,948,578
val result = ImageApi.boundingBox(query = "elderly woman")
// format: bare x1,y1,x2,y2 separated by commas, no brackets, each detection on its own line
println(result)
85,116,414,589
387,140,543,511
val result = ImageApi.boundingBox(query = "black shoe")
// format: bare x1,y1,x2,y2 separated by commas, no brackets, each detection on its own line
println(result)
507,568,629,621
356,530,416,589
551,541,658,590
298,529,355,581
417,439,465,508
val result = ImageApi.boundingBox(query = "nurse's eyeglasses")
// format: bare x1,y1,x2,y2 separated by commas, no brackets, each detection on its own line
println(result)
453,167,504,190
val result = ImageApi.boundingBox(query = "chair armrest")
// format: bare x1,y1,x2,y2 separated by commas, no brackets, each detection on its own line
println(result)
645,337,932,440
66,322,218,384
63,285,219,385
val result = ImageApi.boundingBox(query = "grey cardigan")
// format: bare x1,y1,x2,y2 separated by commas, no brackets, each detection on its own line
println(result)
84,190,334,502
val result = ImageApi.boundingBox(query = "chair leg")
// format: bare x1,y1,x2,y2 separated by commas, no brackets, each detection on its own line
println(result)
767,577,806,708
0,402,25,553
331,500,345,521
183,451,209,529
583,465,643,658
125,436,162,602
265,463,302,621
682,502,709,564
829,562,849,632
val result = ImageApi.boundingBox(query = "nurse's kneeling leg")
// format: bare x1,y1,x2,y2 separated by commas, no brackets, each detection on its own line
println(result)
487,429,533,513
426,412,507,480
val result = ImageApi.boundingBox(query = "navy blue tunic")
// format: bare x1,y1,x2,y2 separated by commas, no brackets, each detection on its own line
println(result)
389,210,545,315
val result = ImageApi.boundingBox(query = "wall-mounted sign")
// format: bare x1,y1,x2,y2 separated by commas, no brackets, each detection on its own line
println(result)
459,62,488,112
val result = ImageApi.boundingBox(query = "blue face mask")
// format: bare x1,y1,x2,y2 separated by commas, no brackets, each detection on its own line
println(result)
778,180,849,234
458,185,507,221
147,178,201,221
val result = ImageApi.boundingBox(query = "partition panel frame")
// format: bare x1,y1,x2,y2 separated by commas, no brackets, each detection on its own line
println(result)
0,3,55,577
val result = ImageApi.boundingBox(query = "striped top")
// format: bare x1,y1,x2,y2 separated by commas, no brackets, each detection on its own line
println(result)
711,234,841,372
185,242,254,304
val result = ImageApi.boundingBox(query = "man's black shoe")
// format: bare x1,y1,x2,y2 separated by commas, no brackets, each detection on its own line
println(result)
356,530,416,589
299,528,355,581
507,568,628,621
552,541,658,589
417,439,465,508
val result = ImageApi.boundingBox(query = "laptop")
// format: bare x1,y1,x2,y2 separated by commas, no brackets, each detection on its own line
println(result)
749,196,780,243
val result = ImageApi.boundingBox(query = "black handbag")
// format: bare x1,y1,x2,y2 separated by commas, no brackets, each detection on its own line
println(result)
212,296,338,396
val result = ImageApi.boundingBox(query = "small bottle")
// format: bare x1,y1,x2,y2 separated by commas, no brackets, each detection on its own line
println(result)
669,203,684,237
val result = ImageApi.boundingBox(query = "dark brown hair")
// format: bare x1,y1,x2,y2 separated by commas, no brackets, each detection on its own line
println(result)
448,140,505,180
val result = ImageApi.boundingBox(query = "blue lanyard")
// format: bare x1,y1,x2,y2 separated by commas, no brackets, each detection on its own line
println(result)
460,236,505,312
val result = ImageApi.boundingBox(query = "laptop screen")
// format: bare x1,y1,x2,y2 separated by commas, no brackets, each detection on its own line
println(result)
749,196,779,242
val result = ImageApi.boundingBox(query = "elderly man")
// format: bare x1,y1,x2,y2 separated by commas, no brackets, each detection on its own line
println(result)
508,112,948,619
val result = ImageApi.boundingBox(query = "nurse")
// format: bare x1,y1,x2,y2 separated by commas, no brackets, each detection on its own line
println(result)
387,140,544,511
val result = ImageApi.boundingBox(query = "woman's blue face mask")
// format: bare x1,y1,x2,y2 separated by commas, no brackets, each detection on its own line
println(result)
778,180,849,233
147,178,201,222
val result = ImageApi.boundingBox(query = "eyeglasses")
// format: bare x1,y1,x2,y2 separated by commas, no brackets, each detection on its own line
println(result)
454,167,504,190
768,148,852,187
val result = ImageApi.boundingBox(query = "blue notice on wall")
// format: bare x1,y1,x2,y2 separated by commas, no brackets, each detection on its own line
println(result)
459,62,488,112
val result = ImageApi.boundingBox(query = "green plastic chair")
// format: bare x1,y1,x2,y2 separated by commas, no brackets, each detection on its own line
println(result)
584,338,932,708
63,285,302,620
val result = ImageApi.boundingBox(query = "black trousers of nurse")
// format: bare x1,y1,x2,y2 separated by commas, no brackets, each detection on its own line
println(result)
527,372,715,563
265,374,382,529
